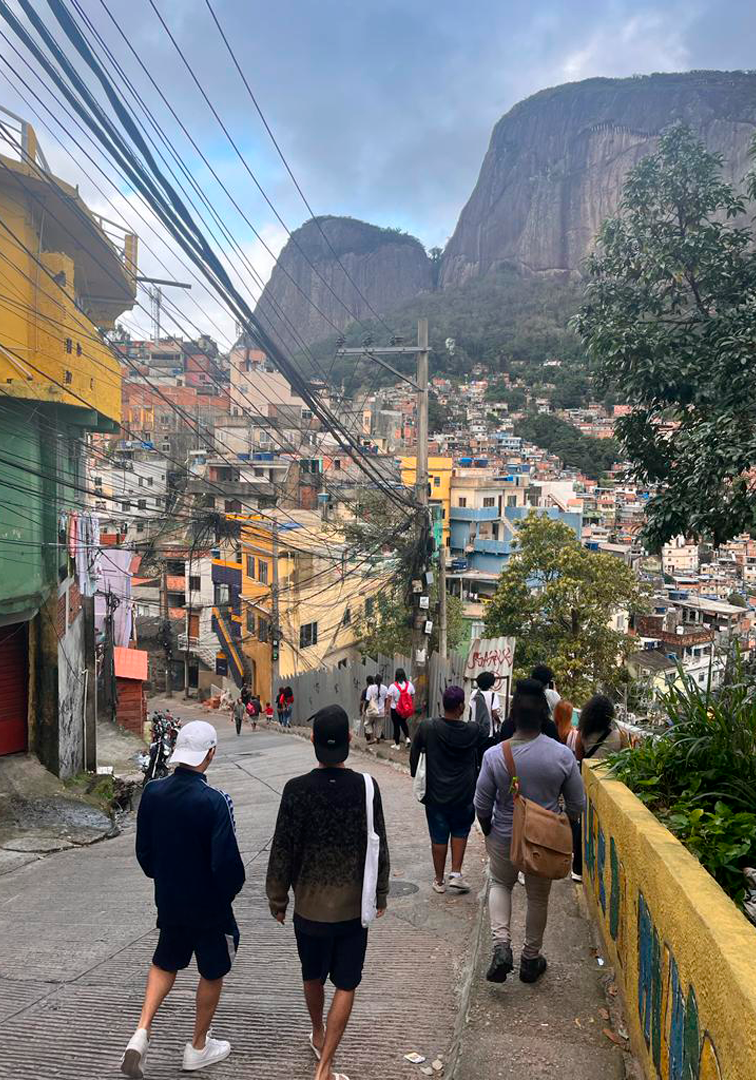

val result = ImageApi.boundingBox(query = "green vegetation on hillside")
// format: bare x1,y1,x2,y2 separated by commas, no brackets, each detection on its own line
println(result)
303,265,587,388
514,413,619,479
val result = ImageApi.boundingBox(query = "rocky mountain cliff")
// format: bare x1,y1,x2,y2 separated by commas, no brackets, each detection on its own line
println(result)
441,72,756,287
255,216,433,349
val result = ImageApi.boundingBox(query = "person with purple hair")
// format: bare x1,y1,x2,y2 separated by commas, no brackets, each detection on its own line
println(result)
410,685,488,894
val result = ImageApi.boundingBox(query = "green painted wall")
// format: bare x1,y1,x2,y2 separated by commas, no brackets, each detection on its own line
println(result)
0,402,67,618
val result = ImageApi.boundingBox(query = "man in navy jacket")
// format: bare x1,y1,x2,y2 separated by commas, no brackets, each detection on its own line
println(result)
121,721,245,1077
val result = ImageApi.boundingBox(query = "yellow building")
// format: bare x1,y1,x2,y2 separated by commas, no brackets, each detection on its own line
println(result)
240,510,388,698
400,455,453,547
0,114,136,772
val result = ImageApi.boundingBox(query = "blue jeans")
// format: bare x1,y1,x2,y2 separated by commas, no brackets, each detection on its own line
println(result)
425,801,475,845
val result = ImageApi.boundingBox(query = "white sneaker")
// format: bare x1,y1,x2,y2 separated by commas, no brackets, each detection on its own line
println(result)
182,1037,231,1071
517,871,526,886
571,871,583,883
121,1028,149,1078
448,873,471,893
432,879,446,893
391,743,401,750
405,737,411,745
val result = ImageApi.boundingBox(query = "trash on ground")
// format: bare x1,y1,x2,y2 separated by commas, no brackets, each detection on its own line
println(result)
404,1052,426,1064
603,1028,628,1048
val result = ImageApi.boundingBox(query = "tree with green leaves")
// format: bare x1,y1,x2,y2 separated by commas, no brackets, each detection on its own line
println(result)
356,582,467,659
484,513,648,702
573,124,756,549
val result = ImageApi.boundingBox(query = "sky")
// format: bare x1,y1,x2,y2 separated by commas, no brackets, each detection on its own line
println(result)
1,0,755,342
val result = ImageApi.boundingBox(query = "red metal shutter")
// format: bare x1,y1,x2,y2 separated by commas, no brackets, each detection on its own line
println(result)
0,622,28,755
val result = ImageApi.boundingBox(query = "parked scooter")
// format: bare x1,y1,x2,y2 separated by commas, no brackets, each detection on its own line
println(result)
141,711,181,784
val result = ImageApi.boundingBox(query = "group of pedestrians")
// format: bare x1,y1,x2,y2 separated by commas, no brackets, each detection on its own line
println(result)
122,709,387,1080
410,663,624,985
121,663,624,1079
359,668,415,749
277,686,295,727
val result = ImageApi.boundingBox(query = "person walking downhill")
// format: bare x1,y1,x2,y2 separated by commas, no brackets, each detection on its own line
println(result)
121,722,245,1077
578,694,625,760
284,686,295,728
555,698,583,882
266,705,390,1080
386,667,414,749
359,675,373,731
410,685,488,895
276,686,286,726
475,680,584,985
247,694,262,731
364,674,387,743
232,696,246,737
498,663,561,742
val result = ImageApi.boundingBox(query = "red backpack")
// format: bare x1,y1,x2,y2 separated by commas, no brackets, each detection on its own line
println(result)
395,681,414,719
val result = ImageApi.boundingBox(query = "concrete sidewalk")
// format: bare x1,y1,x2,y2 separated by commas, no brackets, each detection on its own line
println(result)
0,713,485,1080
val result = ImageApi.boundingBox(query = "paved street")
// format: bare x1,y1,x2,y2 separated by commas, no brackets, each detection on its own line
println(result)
0,713,485,1079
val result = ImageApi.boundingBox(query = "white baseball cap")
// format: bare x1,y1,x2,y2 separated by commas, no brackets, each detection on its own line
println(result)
169,720,218,768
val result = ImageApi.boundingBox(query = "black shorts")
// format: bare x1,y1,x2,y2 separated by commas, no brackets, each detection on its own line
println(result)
294,916,368,992
153,920,240,981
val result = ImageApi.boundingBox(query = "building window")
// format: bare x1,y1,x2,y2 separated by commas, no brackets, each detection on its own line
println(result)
259,561,269,585
138,499,147,510
215,584,230,605
136,522,144,534
300,622,318,649
433,476,441,487
121,501,130,512
507,495,518,507
246,608,255,635
189,575,201,592
258,616,269,642
147,477,153,487
458,497,467,508
483,497,496,507
365,596,375,617
343,607,351,626
246,555,255,579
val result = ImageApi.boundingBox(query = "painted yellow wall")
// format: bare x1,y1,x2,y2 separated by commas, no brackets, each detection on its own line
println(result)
0,153,135,425
400,454,452,545
582,763,756,1080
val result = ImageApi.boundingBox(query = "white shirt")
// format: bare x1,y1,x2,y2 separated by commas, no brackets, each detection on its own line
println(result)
365,684,388,708
469,688,501,725
545,688,561,718
387,680,415,707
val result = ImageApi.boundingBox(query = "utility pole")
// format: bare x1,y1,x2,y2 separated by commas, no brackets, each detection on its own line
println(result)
438,547,448,661
160,567,172,698
337,319,432,716
270,520,280,703
411,319,431,716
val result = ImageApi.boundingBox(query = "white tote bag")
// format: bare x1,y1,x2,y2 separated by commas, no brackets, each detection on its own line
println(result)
412,752,427,803
361,772,381,928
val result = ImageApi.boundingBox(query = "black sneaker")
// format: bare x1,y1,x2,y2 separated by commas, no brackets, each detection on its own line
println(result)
519,955,548,984
485,943,514,983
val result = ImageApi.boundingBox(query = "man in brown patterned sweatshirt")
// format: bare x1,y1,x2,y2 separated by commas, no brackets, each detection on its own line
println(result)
266,705,390,1080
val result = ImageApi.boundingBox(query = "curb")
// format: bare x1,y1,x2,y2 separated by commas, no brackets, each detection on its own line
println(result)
448,867,489,1078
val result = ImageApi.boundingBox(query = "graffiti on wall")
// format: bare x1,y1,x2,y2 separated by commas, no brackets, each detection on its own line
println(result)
585,793,722,1080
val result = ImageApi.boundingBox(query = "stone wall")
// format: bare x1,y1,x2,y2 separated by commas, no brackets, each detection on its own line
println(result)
582,762,756,1080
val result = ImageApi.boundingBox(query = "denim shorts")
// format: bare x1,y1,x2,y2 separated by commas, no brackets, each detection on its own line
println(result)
425,801,475,845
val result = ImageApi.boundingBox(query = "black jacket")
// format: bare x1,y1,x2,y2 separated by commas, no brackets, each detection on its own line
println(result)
410,717,488,806
136,768,245,928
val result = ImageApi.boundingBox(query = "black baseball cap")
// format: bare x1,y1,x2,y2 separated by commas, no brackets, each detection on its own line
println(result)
312,705,350,764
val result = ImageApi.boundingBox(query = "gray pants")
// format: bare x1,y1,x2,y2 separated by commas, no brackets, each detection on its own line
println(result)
486,835,552,960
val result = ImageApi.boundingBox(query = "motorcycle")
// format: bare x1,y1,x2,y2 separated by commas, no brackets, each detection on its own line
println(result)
141,711,182,784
